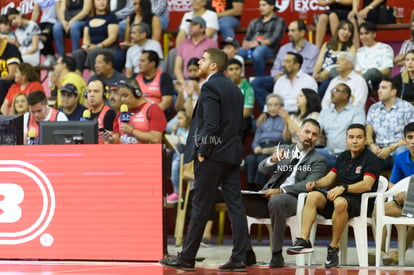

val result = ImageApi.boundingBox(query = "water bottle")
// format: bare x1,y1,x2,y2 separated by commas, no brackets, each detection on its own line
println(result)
247,49,253,59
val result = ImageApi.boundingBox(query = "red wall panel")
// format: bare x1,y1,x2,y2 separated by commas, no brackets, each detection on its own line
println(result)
0,144,163,261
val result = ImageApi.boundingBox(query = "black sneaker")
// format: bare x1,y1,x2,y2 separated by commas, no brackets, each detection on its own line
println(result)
218,258,246,272
246,249,257,266
269,250,284,268
286,237,314,255
324,246,339,268
159,254,195,271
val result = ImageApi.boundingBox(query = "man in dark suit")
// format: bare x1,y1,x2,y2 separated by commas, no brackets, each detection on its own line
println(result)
160,48,250,272
243,118,327,267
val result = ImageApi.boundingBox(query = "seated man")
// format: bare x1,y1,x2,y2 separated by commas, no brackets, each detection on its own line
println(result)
373,122,414,263
125,22,163,78
366,78,414,170
287,124,381,268
243,118,327,268
174,16,218,84
238,0,285,77
88,52,127,88
221,37,244,76
355,22,394,91
317,83,366,168
321,52,368,110
111,79,167,144
136,50,174,112
245,94,284,189
24,90,68,143
58,83,87,121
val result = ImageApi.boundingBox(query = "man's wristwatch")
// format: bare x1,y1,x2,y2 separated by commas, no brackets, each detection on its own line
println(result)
342,183,348,192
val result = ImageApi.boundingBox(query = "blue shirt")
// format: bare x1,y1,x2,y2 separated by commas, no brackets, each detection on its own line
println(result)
367,98,414,147
270,40,319,76
252,115,284,150
390,150,414,184
318,104,366,155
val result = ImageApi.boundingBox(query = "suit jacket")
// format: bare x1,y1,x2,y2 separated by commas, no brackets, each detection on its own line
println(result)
260,144,327,197
184,72,244,164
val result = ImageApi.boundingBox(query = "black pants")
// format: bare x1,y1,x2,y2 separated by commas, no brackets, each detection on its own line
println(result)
180,158,249,263
39,22,55,56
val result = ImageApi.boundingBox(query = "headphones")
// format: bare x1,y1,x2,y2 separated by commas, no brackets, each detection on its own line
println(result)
117,79,142,98
84,79,110,100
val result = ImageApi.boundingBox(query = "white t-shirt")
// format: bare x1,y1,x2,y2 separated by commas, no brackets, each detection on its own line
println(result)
179,10,219,41
15,20,44,53
125,39,164,74
355,42,394,74
34,0,58,23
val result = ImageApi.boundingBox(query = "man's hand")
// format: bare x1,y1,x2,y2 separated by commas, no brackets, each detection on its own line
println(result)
327,186,345,201
369,143,380,155
100,130,114,143
263,188,282,198
254,146,263,154
395,191,406,206
198,154,205,162
306,181,316,191
120,123,134,135
273,72,284,81
270,148,285,163
376,146,393,159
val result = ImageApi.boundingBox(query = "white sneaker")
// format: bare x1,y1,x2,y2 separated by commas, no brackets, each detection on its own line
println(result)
43,55,56,67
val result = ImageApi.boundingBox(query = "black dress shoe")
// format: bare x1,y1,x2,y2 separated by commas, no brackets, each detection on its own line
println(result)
270,251,284,268
159,255,195,271
246,249,257,266
218,258,246,272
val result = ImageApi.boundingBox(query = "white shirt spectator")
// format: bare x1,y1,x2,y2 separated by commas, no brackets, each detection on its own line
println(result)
271,70,318,113
321,71,368,110
355,42,394,74
125,39,163,75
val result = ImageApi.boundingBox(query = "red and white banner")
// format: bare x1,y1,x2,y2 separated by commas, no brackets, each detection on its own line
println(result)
0,144,163,261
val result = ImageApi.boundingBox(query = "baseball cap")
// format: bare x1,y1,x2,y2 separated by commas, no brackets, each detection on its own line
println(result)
186,16,206,28
263,0,280,11
220,37,240,48
61,83,78,95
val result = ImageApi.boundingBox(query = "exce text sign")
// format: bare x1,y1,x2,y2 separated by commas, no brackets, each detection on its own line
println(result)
0,144,163,261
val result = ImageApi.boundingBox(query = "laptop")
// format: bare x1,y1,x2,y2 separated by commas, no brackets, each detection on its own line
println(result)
401,176,414,218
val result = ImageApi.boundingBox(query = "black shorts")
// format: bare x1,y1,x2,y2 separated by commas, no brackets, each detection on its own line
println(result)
324,9,351,21
317,191,374,219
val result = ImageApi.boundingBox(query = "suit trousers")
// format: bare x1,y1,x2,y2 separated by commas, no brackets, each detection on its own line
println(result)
180,158,249,263
243,193,298,253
